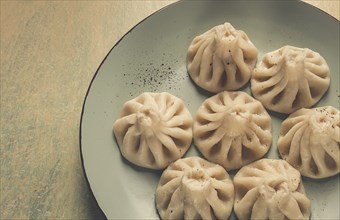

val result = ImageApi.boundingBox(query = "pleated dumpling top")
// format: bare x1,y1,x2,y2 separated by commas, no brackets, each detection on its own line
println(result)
187,22,258,93
278,106,339,179
113,92,193,169
234,159,311,220
251,45,330,114
155,157,234,220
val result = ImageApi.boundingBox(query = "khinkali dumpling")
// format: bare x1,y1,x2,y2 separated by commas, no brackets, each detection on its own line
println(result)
187,22,258,93
251,45,330,114
234,159,311,220
193,91,272,171
155,156,234,220
278,106,340,179
113,92,193,169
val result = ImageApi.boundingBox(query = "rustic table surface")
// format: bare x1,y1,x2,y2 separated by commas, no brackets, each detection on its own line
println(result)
1,1,338,219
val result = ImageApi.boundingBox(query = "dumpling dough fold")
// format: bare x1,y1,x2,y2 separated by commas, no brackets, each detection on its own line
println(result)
234,159,311,220
187,22,258,93
113,92,193,169
155,157,234,220
251,45,330,114
278,106,340,179
193,91,272,170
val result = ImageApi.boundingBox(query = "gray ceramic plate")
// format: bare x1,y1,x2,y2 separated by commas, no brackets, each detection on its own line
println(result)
80,1,339,219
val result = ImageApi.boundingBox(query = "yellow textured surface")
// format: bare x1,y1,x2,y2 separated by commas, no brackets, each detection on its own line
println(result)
0,1,338,219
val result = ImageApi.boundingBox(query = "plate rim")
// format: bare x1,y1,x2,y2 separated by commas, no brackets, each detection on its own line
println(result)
78,1,339,219
79,1,179,218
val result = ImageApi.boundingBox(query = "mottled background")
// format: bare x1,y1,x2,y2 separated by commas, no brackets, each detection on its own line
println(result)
0,1,338,219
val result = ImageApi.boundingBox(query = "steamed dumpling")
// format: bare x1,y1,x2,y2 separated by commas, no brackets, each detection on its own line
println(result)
234,159,311,220
193,91,272,171
155,156,234,220
251,45,330,114
113,92,193,169
187,22,258,93
278,106,340,179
